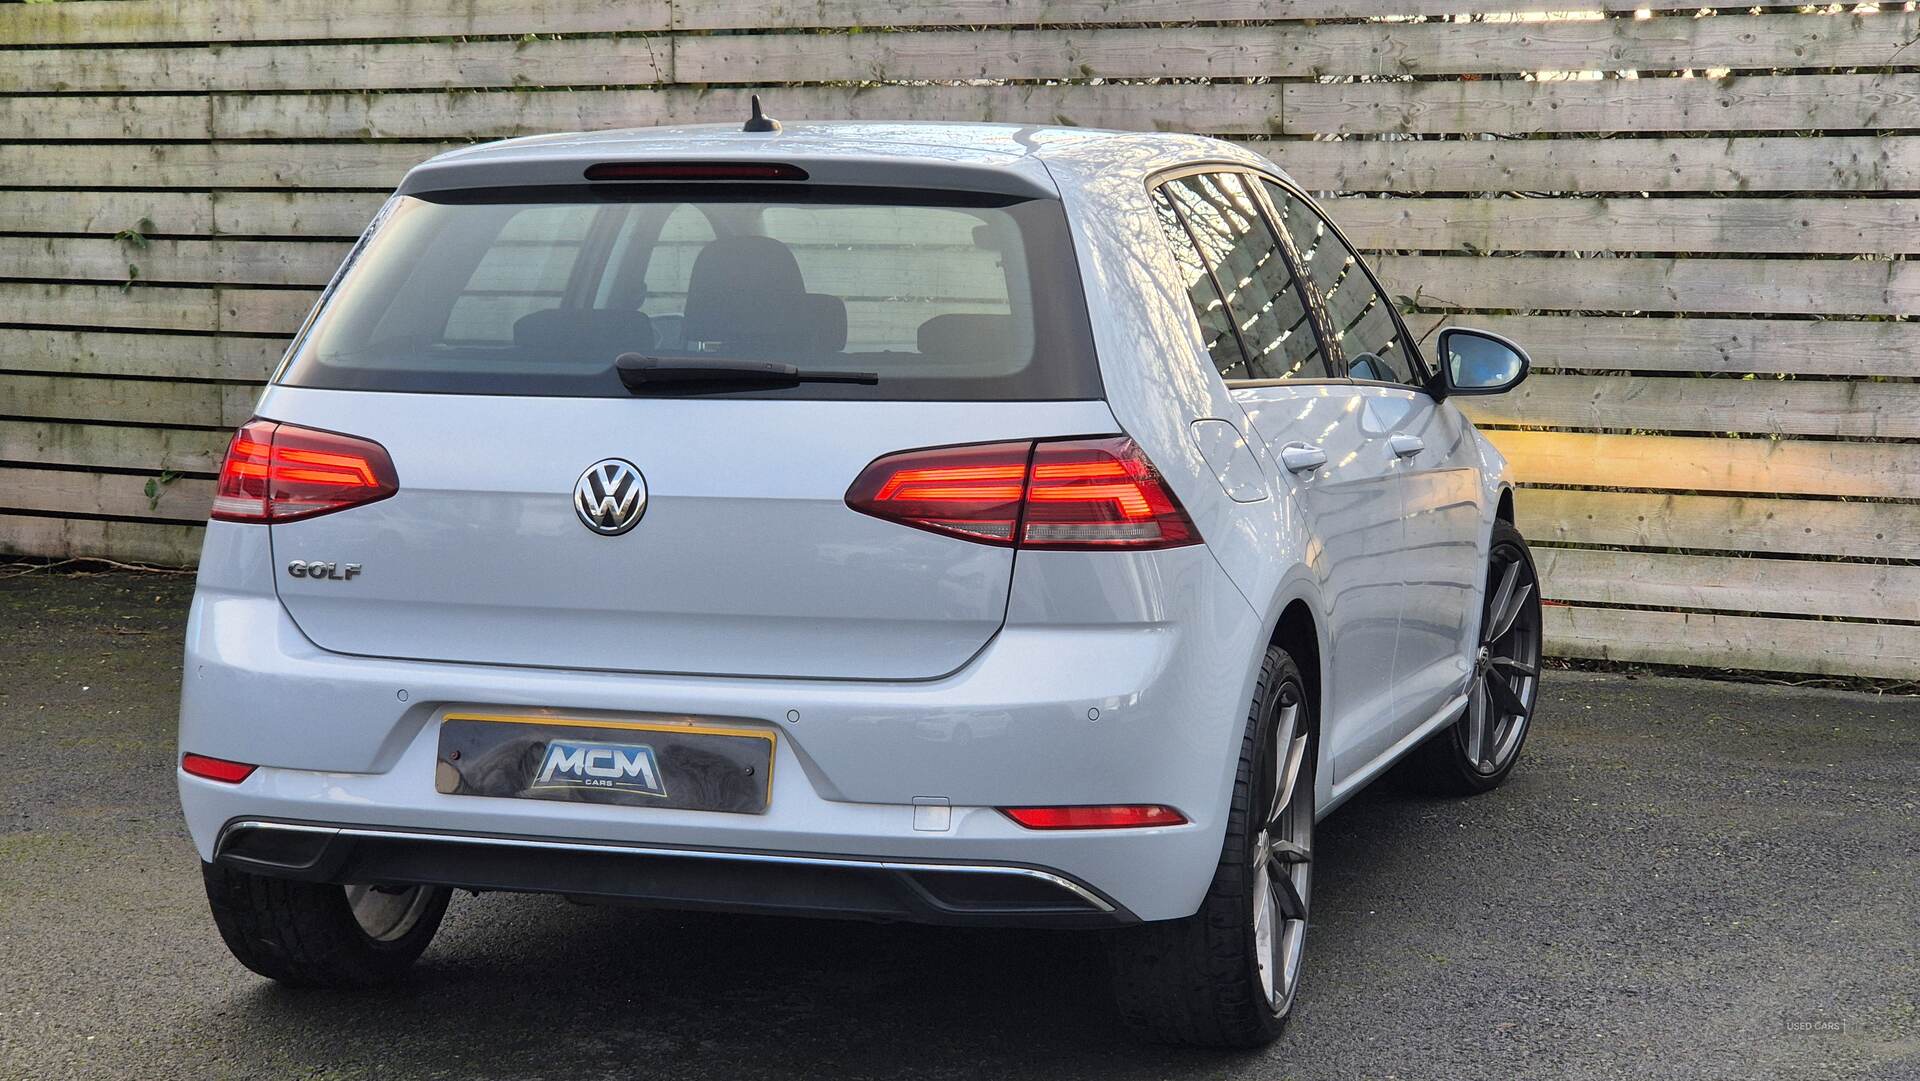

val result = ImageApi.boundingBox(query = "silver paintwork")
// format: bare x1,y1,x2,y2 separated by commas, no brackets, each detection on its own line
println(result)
181,121,1522,925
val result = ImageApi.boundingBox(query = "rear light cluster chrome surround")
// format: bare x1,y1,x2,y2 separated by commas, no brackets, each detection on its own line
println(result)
845,436,1200,550
211,419,399,524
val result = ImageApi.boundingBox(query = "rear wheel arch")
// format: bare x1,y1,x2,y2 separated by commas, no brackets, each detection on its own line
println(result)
1266,598,1323,755
1495,486,1515,525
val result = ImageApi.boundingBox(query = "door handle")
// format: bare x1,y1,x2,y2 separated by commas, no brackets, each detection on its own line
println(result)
1389,434,1425,459
1279,442,1328,474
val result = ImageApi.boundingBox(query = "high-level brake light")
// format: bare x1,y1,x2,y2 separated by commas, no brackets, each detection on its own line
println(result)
845,436,1199,550
211,419,398,523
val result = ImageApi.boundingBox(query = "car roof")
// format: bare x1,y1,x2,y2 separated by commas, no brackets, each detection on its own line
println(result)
395,120,1287,199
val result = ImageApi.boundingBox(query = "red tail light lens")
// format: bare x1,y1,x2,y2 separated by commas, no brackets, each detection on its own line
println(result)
1001,805,1188,830
845,436,1199,550
211,419,398,523
181,753,256,784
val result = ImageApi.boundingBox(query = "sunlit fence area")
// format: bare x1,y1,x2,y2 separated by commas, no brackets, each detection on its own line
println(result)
0,0,1915,678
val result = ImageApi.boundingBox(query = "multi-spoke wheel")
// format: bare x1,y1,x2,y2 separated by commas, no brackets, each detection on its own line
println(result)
1402,519,1543,795
1253,682,1313,1014
1109,645,1315,1047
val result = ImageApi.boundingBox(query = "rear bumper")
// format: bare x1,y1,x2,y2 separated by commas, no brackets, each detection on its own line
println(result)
213,819,1130,928
179,522,1266,922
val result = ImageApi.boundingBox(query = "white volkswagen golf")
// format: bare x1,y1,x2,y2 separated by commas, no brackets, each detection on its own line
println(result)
178,113,1544,1047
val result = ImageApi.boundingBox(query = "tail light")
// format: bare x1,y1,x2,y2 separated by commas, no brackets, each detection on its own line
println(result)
211,419,398,523
1001,805,1188,830
845,436,1199,550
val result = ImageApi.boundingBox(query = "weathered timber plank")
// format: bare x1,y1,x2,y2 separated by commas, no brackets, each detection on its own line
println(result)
1459,373,1920,439
1484,430,1920,500
1333,196,1920,255
0,329,283,381
0,374,257,428
1536,547,1920,622
0,465,214,521
1544,605,1920,679
1435,315,1920,378
1515,489,1920,562
0,420,230,473
1376,255,1920,317
0,512,204,565
1263,135,1920,193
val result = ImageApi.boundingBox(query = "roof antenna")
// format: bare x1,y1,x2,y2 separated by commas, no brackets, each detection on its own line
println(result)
743,94,781,134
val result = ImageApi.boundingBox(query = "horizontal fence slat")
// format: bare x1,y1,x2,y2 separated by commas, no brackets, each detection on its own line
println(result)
14,11,1911,90
0,191,383,238
1537,547,1920,622
0,465,214,522
0,236,348,288
20,77,1919,140
1460,374,1920,440
1545,605,1920,680
1439,315,1920,378
1485,431,1920,500
0,0,668,46
0,374,256,428
1378,255,1920,317
0,283,316,335
0,420,230,473
0,38,672,95
1515,488,1920,562
1336,196,1920,256
0,143,451,190
1281,74,1920,137
0,512,204,566
674,1,1727,31
1266,135,1920,194
0,329,282,381
217,83,1280,140
11,135,1917,195
675,12,1920,83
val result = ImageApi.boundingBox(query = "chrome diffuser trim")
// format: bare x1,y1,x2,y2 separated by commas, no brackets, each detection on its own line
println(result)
217,819,1115,912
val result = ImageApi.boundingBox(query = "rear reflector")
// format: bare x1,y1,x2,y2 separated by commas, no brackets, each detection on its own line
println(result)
181,753,256,784
845,436,1199,550
584,161,809,182
211,420,398,524
1001,805,1188,830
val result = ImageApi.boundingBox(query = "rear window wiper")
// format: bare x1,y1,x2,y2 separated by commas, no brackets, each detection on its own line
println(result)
615,352,879,392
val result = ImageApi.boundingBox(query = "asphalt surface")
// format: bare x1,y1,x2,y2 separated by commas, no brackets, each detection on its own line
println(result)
1,571,1916,1081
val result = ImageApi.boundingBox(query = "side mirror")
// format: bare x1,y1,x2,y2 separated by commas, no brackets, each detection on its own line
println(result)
1431,327,1530,398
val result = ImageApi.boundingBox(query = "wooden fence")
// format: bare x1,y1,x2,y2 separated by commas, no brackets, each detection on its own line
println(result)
1,0,1914,679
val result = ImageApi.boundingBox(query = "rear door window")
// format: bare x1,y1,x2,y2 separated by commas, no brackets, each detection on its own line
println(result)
1260,181,1423,387
279,185,1099,400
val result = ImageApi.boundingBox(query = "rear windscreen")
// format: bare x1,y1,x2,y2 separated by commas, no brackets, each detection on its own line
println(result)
277,184,1101,400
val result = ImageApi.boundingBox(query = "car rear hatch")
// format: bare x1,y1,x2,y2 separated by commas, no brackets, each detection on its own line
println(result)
252,163,1109,680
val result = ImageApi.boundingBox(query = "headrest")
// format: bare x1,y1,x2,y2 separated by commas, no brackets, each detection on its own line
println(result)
512,308,655,360
799,293,848,354
917,314,1017,362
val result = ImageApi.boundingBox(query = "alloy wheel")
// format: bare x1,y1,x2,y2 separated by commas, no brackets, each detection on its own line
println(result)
1459,539,1543,775
1252,682,1313,1011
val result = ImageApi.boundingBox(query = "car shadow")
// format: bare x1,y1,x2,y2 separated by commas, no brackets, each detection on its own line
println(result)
196,784,1459,1080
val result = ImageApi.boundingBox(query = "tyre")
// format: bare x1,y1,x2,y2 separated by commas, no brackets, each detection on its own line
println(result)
202,862,451,988
1108,645,1314,1048
1399,518,1543,796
